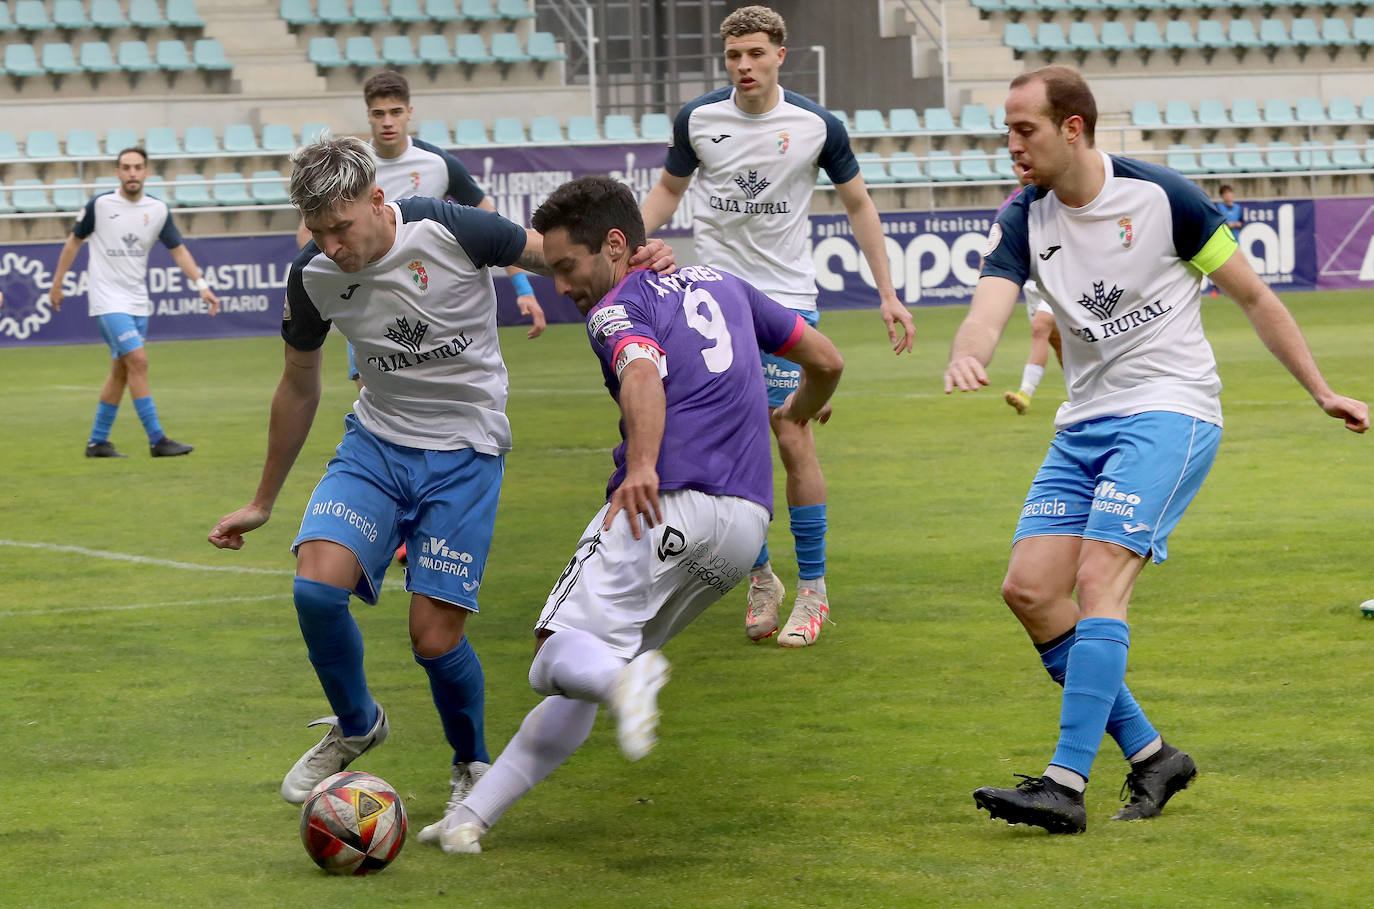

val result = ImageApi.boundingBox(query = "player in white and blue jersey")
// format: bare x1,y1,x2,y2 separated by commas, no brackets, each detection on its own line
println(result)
417,175,843,854
944,66,1368,835
209,137,675,815
50,146,220,458
641,5,914,648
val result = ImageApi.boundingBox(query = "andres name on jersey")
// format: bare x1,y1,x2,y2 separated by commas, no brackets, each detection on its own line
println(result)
1067,281,1174,344
368,314,475,373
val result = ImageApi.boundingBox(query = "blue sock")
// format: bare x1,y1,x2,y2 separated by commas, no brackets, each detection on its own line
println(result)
293,577,377,737
415,637,489,764
133,396,164,444
90,401,118,443
752,540,770,571
789,504,827,580
1037,628,1159,759
1050,617,1130,780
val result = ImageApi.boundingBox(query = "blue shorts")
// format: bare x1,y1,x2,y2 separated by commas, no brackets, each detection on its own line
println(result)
1013,412,1221,563
293,414,505,607
761,308,819,408
346,341,359,381
96,313,149,358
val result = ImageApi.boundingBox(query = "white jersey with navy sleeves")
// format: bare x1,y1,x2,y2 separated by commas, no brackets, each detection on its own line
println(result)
982,150,1234,430
283,198,526,452
72,191,183,317
374,136,485,206
665,86,858,312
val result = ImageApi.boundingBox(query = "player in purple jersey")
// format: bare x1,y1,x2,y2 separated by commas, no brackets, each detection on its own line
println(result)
417,175,843,853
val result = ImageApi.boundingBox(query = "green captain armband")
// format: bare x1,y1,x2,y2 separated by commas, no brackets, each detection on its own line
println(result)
1190,224,1238,275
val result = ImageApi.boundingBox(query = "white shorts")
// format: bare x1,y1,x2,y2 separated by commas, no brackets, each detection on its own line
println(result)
1025,280,1051,321
536,489,769,659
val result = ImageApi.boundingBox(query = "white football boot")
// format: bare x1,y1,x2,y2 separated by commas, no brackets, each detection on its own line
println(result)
417,761,491,845
779,587,831,647
745,568,785,642
612,650,671,761
280,706,389,804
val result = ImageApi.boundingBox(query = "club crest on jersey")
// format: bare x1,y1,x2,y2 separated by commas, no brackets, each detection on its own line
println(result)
1117,217,1134,248
733,170,770,200
143,213,150,226
407,259,429,291
777,130,789,155
409,171,421,192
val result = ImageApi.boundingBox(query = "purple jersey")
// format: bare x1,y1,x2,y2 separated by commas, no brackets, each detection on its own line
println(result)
585,265,805,512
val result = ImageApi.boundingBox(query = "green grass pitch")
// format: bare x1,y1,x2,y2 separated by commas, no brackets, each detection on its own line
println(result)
2,291,1371,907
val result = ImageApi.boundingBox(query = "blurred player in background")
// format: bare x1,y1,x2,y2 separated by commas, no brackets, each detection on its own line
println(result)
419,175,843,854
946,65,1369,835
999,162,1062,415
51,146,220,458
641,4,914,647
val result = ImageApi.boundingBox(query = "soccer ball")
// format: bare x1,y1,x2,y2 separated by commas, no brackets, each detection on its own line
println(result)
300,774,407,875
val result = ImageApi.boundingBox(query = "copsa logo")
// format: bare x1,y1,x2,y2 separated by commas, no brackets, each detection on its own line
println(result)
0,252,57,341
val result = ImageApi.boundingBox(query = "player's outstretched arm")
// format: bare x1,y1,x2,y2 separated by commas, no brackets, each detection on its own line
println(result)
168,244,221,316
774,325,844,426
48,235,86,310
835,174,916,354
603,359,665,540
208,344,325,549
1211,251,1370,433
640,171,691,237
944,276,1022,394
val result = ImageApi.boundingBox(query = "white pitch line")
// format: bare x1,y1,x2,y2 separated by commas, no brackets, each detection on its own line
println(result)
0,593,283,619
0,539,293,575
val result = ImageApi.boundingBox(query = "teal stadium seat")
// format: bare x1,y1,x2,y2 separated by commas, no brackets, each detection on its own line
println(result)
1035,22,1071,54
887,108,920,133
497,0,534,19
129,0,167,29
1163,100,1196,128
391,0,426,21
212,173,252,206
454,118,488,144
922,107,956,132
1132,20,1166,52
223,124,259,153
382,35,420,67
192,38,230,70
957,149,995,180
90,0,128,28
461,0,498,20
1363,96,1374,121
65,129,102,157
317,0,355,25
4,43,42,77
1264,142,1300,171
490,32,528,63
172,174,211,207
1227,19,1264,51
526,32,564,62
528,117,563,143
491,118,526,144
103,127,138,154
354,0,390,25
1131,101,1162,129
1231,142,1265,172
260,124,295,152
1262,98,1295,126
1067,22,1102,54
1352,17,1374,48
12,179,56,214
994,154,1016,179
417,34,456,64
251,170,290,204
280,0,314,26
167,0,203,28
455,33,493,64
602,115,637,141
156,40,195,71
144,125,181,155
1196,20,1232,52
927,150,959,181
53,0,89,29
25,130,61,158
1295,97,1327,124
1003,23,1035,54
1229,98,1263,126
1197,143,1235,174
308,37,346,68
0,1,11,32
53,177,87,210
117,41,158,72
1319,18,1357,48
959,104,993,132
300,122,330,142
416,119,452,146
184,125,219,154
1197,99,1229,128
14,1,52,30
425,0,461,22
0,131,18,159
566,116,599,142
639,113,671,142
41,42,83,75
852,109,887,134
1257,18,1293,51
856,153,890,184
1099,20,1131,52
1327,96,1359,122
1331,140,1364,169
1288,18,1320,51
1164,20,1201,51
94,175,120,191
344,36,381,67
1298,141,1332,170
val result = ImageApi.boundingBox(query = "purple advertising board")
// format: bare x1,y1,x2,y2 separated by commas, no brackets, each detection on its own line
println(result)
1230,198,1316,291
1313,196,1374,291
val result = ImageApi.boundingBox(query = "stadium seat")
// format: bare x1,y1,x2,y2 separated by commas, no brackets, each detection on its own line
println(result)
852,109,886,134
250,170,290,204
260,123,296,152
166,0,203,28
103,127,139,155
454,118,488,144
52,0,88,29
41,42,83,75
117,41,158,73
192,38,231,70
1163,100,1196,128
1298,140,1332,170
279,0,314,26
927,150,959,181
144,125,181,155
1227,19,1264,51
957,149,995,180
183,125,219,154
223,124,258,153
1231,142,1265,172
0,1,12,33
12,179,56,213
455,33,493,64
14,1,52,30
416,119,452,146
1319,18,1357,48
90,0,128,29
959,104,993,132
1327,96,1358,122
1035,22,1071,54
1294,97,1327,124
1002,23,1035,55
856,152,890,184
3,43,42,77
382,34,420,67
921,107,956,132
461,0,498,20
566,116,599,142
425,0,461,22
53,177,87,210
1099,20,1131,53
498,0,534,19
317,0,355,25
1195,20,1230,51
887,107,920,133
639,113,671,142
1363,96,1374,121
528,116,563,144
344,36,381,67
887,151,924,183
1353,17,1374,48
1264,142,1300,171
1131,20,1166,53
24,130,61,158
491,117,526,144
1288,17,1319,51
1257,19,1293,52
1163,20,1201,51
211,173,252,206
1066,22,1102,54
1198,143,1237,173
490,32,528,63
139,173,164,201
354,0,390,25
1131,101,1162,129
1229,98,1263,126
603,114,637,141
1331,139,1364,169
156,40,195,71
0,131,18,159
300,121,331,142
391,0,426,21
65,129,101,157
417,34,455,64
1262,98,1295,126
171,173,211,206
1197,99,1229,129
526,31,564,62
994,154,1016,179
308,37,346,68
129,0,167,29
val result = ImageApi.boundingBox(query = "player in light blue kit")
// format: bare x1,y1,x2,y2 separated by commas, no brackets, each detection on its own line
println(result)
946,66,1368,834
641,5,914,647
418,175,843,853
209,138,675,815
50,146,221,458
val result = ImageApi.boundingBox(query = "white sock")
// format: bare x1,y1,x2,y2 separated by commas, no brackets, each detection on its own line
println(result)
528,628,627,702
750,560,773,581
1019,363,1045,397
1127,735,1163,764
1044,764,1087,793
460,696,599,829
799,575,826,598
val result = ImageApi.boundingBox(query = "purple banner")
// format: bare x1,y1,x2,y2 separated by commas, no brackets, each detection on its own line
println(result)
1232,199,1316,291
1313,197,1374,291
